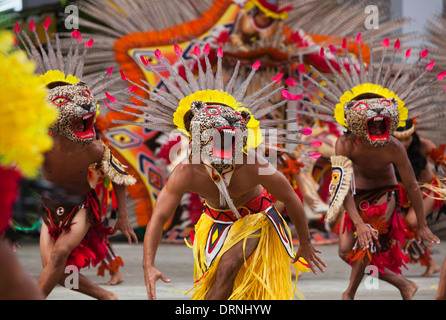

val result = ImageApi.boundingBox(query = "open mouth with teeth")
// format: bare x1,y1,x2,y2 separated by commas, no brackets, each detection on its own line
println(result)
71,113,95,139
212,127,238,159
367,115,390,141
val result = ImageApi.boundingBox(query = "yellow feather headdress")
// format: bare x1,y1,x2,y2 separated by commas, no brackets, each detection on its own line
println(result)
292,34,446,130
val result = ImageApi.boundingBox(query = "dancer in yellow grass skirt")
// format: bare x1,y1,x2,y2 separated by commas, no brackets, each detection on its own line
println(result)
188,188,310,300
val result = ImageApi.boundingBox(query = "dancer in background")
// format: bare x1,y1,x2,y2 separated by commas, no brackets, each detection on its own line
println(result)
292,35,442,299
14,19,137,299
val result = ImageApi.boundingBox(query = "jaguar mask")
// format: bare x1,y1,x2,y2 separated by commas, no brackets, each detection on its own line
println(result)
187,101,250,173
47,81,97,145
344,96,400,148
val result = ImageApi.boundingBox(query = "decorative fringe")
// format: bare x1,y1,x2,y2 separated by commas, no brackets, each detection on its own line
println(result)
98,141,136,186
97,256,124,277
343,208,409,275
189,213,307,300
49,222,115,270
326,155,353,223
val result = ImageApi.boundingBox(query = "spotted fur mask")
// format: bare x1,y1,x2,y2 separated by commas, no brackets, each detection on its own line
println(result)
187,101,250,172
344,96,400,148
47,81,97,145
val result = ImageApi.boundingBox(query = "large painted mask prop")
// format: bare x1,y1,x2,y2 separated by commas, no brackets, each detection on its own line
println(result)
343,96,400,148
46,80,97,145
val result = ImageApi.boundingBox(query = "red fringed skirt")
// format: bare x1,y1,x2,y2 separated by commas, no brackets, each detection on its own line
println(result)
341,185,409,274
40,189,114,270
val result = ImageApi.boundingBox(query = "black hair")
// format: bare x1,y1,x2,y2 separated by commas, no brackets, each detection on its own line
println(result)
394,130,426,180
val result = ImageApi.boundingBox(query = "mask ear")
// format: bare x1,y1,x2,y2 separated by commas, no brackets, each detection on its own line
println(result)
240,110,251,123
389,97,398,107
190,101,206,115
344,100,357,112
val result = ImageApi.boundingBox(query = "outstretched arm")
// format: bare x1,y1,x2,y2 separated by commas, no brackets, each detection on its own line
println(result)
111,182,138,244
255,160,326,274
143,165,188,300
393,141,440,244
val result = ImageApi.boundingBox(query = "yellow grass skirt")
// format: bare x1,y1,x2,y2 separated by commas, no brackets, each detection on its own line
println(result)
188,212,308,300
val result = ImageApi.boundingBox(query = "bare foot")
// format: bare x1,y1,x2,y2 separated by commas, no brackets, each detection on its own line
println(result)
342,291,354,300
400,279,418,300
421,260,441,277
106,271,124,286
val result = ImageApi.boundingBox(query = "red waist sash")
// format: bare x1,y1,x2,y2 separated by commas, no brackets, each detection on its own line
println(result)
204,188,273,222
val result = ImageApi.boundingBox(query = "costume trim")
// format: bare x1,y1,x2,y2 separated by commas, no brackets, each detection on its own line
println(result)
342,185,409,274
92,141,136,186
201,189,295,271
393,125,415,138
326,155,353,223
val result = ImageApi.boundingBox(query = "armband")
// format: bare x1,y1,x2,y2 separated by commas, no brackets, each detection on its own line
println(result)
326,155,353,223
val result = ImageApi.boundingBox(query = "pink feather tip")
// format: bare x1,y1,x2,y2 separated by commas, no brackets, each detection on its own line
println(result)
14,22,19,34
382,38,390,48
342,38,347,50
285,78,296,87
405,48,411,59
203,43,210,56
281,90,302,101
419,49,429,59
174,44,183,57
311,140,322,148
320,47,325,57
106,67,113,77
85,39,94,48
297,63,306,74
271,73,283,84
356,33,362,44
154,49,163,60
103,99,115,111
75,31,82,42
105,92,118,103
301,127,312,135
193,45,201,57
329,45,336,54
252,60,261,70
426,60,435,71
309,152,322,160
217,46,223,58
120,70,128,81
126,86,138,93
44,17,51,31
394,39,401,50
71,29,78,38
29,20,35,32
140,56,149,66
437,71,446,81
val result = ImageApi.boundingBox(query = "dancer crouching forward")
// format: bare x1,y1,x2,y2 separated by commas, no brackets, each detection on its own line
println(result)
14,20,137,299
113,44,326,299
293,35,442,300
